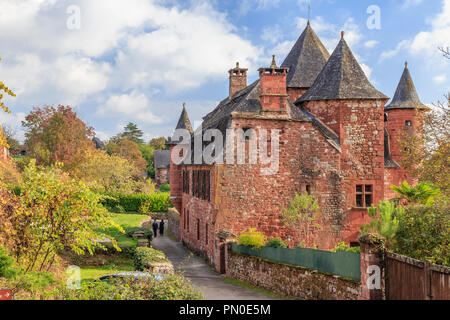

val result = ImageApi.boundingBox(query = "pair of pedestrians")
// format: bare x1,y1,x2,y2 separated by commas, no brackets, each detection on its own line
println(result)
152,220,165,238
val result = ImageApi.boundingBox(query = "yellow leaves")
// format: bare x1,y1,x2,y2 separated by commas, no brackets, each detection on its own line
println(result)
0,57,16,114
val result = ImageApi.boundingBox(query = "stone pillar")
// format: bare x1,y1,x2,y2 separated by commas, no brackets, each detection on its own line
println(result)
358,234,385,300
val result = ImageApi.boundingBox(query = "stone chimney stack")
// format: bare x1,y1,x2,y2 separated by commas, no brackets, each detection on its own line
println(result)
259,55,289,115
229,62,248,99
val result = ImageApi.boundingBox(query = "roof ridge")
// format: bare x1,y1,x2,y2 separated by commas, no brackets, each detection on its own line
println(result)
296,37,388,102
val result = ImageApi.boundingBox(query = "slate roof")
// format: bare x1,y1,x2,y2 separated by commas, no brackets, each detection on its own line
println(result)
281,21,330,89
169,104,194,145
154,150,171,169
385,63,425,110
296,36,388,103
92,137,105,150
176,103,194,132
384,128,400,168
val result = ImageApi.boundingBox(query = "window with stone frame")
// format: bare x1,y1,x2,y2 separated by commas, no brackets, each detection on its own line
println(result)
197,219,200,240
205,223,209,244
356,184,373,208
405,120,412,127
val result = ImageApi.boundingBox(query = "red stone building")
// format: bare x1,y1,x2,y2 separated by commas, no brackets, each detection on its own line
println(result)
154,150,170,186
169,23,424,272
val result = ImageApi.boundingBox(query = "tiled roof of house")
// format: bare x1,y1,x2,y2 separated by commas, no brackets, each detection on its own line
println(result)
385,62,425,110
154,150,171,169
281,21,330,89
296,36,388,102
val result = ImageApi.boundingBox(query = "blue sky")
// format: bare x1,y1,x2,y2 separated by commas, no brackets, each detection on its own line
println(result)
0,0,449,142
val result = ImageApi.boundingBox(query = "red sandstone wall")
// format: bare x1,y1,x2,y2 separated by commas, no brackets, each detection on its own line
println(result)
169,145,183,212
214,118,345,250
287,88,307,104
385,109,422,163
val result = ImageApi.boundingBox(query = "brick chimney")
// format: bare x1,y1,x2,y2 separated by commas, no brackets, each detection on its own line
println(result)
259,55,289,115
229,62,248,99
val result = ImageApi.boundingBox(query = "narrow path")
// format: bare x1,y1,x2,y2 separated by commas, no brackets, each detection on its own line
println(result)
151,234,277,300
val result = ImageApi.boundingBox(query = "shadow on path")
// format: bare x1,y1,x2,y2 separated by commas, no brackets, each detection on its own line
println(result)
151,234,278,300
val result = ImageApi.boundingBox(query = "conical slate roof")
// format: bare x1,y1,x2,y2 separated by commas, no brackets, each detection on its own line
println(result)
281,21,330,89
385,63,425,110
175,103,193,133
296,35,388,103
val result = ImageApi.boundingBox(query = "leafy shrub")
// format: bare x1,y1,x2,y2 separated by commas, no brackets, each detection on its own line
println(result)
237,228,266,250
14,271,56,293
102,192,172,213
134,247,169,271
59,274,203,300
332,242,360,253
0,246,19,279
159,184,171,192
394,203,449,266
360,201,405,249
265,238,287,248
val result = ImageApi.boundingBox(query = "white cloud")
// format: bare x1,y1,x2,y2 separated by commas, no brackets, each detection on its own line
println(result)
98,91,164,124
379,40,411,62
409,0,450,58
381,0,450,61
239,0,280,15
433,74,447,84
261,25,284,45
402,0,423,9
365,40,379,48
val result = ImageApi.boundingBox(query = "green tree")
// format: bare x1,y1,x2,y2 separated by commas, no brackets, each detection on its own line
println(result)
282,192,321,248
122,123,144,144
360,201,405,249
390,181,441,206
394,202,449,266
0,57,16,114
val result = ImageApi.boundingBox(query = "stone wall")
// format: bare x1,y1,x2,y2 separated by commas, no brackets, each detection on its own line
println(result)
166,208,181,242
226,250,361,300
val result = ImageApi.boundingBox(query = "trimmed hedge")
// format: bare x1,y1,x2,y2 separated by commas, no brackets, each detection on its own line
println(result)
102,192,172,213
134,247,169,271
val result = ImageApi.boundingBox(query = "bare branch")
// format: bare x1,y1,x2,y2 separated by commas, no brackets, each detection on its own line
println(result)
438,46,450,59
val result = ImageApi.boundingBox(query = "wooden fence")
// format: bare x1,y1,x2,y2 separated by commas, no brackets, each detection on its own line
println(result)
385,252,450,300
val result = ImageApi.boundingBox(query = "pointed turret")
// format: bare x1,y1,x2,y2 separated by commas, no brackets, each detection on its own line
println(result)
281,21,330,90
296,34,388,103
385,62,425,110
175,103,194,133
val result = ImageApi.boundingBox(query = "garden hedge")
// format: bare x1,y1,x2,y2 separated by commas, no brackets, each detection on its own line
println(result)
101,192,172,213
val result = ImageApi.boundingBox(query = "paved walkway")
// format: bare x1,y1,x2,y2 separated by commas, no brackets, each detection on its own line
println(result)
151,234,277,300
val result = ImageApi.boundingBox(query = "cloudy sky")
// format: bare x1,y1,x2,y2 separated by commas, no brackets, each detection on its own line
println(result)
0,0,449,142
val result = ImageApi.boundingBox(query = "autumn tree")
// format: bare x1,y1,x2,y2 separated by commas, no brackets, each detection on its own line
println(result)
0,57,16,114
149,137,168,150
1,124,20,154
0,161,123,272
109,138,148,177
22,105,95,170
73,148,138,194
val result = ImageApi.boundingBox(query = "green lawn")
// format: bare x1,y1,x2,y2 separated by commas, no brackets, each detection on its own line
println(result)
80,213,150,282
102,213,150,250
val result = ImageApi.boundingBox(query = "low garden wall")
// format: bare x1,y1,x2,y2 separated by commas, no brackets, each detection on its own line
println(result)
227,243,361,300
227,249,361,300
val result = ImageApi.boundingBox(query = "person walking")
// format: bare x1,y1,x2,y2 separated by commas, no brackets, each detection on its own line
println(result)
159,220,165,236
152,220,159,238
